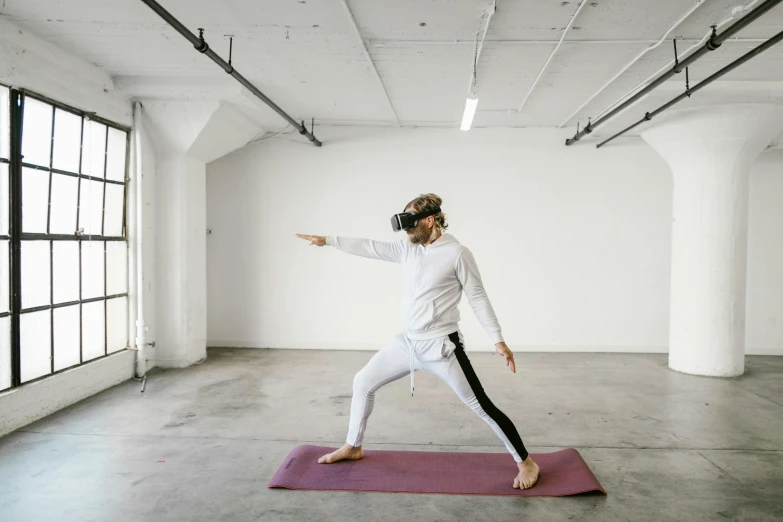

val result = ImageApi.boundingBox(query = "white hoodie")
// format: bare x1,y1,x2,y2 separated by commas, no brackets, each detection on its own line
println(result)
326,233,504,344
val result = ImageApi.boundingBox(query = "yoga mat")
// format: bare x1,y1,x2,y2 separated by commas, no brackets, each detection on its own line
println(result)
268,445,606,497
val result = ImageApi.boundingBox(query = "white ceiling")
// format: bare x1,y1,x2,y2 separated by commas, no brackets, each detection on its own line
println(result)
2,0,783,142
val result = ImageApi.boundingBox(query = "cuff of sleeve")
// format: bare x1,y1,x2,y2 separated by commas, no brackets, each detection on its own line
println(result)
490,331,504,344
326,236,337,247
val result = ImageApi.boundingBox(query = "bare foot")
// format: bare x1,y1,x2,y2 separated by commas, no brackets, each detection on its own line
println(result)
317,443,364,464
513,456,540,489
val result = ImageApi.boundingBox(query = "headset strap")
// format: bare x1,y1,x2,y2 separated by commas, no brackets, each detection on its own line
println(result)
410,207,441,220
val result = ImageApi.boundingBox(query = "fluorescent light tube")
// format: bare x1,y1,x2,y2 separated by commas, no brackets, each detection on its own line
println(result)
460,93,479,131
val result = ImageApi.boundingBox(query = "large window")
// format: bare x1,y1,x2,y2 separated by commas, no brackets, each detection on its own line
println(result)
0,86,129,391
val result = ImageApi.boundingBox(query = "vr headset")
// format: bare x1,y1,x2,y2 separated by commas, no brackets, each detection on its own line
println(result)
390,207,441,232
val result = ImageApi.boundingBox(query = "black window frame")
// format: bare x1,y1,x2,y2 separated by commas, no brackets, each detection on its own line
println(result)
1,86,131,391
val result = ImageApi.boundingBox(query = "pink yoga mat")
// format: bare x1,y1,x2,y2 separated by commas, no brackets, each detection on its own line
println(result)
268,445,606,497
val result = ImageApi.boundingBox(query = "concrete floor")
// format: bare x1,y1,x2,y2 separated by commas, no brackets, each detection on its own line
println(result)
1,348,782,522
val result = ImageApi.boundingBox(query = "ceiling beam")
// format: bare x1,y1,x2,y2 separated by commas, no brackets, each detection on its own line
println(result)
0,19,115,89
340,0,399,125
516,0,588,114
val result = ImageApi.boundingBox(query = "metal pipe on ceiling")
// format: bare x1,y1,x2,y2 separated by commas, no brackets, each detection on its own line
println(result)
584,0,763,128
557,0,709,129
138,0,322,147
564,0,783,146
596,28,783,148
369,38,769,46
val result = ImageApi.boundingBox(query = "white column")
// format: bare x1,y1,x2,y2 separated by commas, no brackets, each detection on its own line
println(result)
140,100,265,368
642,104,783,377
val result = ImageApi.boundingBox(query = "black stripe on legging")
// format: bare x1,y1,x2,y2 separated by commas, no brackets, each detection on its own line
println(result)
449,332,529,462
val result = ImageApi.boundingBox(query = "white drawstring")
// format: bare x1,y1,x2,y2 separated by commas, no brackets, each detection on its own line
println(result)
410,344,416,396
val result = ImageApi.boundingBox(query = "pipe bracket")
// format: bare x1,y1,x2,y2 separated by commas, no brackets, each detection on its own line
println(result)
706,25,721,51
195,28,209,53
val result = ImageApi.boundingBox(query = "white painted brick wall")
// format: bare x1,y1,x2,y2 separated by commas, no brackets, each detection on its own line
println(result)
0,351,135,437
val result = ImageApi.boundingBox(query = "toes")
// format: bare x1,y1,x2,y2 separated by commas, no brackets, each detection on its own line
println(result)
521,474,539,489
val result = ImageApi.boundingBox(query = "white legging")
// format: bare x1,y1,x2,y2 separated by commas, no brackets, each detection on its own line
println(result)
345,331,529,463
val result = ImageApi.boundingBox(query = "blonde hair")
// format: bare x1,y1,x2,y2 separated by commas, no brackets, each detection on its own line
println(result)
405,193,448,231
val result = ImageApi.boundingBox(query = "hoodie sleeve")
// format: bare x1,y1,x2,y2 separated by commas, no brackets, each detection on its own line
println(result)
455,248,505,344
325,236,406,263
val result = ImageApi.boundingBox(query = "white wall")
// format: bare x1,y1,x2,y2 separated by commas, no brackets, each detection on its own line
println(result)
0,351,135,437
747,150,783,354
207,127,652,352
206,126,783,355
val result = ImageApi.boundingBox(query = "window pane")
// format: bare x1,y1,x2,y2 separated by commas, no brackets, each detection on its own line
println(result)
53,241,79,304
50,174,79,235
106,128,127,182
0,316,10,390
80,120,106,178
52,109,82,173
54,305,80,371
107,297,127,354
22,240,51,309
82,301,105,361
0,87,9,159
78,179,103,236
104,184,124,237
21,98,53,168
22,167,50,233
81,241,104,299
0,240,8,313
0,163,8,235
21,309,51,382
106,241,127,295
